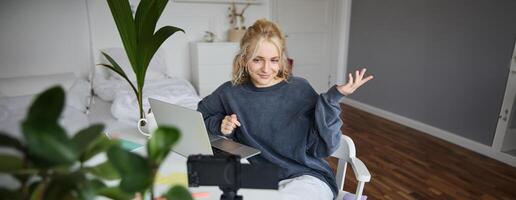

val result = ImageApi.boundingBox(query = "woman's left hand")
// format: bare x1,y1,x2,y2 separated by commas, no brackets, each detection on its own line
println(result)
336,68,374,96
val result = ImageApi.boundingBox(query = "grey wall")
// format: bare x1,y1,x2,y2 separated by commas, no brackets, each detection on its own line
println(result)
347,0,516,145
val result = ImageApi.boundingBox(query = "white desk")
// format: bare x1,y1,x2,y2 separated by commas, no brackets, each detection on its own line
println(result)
104,127,280,200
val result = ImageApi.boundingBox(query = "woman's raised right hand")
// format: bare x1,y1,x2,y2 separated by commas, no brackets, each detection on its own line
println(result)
221,114,241,135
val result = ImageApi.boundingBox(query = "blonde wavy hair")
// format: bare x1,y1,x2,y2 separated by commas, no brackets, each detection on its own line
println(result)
231,19,290,85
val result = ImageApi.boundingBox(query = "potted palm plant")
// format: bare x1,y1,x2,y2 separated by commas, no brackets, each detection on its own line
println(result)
99,0,184,132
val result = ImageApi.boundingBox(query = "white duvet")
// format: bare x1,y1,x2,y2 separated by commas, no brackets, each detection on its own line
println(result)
0,95,90,140
93,77,201,123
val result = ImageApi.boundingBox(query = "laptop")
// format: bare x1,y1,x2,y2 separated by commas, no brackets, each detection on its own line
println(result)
149,98,261,159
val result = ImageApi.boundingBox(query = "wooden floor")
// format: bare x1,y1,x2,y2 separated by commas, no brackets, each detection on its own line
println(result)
328,104,516,200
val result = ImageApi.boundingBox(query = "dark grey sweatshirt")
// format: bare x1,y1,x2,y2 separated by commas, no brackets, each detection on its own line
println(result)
197,76,344,197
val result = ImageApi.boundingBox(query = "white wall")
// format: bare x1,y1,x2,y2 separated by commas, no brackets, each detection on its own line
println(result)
87,0,270,81
0,0,269,81
0,0,92,78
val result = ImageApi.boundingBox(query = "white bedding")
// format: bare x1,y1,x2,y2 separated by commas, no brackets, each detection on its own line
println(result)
0,77,91,140
93,76,201,123
0,103,90,140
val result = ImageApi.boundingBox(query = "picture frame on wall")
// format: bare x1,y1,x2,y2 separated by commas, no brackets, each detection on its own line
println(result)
173,0,263,4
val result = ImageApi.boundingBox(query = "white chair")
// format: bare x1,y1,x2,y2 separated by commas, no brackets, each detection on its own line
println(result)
331,135,371,200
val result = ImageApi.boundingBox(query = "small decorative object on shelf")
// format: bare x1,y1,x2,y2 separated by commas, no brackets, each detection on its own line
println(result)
203,31,217,42
227,2,250,42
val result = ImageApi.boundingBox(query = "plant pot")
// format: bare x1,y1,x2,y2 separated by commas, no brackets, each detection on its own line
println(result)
137,112,157,137
228,29,246,42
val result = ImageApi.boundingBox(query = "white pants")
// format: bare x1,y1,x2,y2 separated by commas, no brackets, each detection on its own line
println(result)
278,175,334,200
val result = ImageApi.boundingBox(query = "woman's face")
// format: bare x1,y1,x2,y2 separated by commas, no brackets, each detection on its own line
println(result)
247,40,283,88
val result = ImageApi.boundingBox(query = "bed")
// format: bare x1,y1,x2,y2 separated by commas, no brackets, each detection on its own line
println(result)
0,72,92,140
0,48,202,142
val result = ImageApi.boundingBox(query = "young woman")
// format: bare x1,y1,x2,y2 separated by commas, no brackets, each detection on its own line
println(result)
197,19,373,200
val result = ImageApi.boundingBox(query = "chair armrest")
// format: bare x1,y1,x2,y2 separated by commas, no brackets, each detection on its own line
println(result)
349,157,371,182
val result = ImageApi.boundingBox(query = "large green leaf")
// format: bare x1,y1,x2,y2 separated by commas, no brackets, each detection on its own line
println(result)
80,134,118,163
99,53,139,98
135,0,170,86
43,172,85,200
0,132,24,152
0,187,21,200
0,154,23,173
163,185,193,200
99,52,129,78
21,86,76,167
22,123,75,167
76,179,106,200
139,0,168,41
107,146,151,193
97,187,134,200
139,25,184,86
25,86,64,122
22,120,77,167
147,126,180,166
72,124,105,156
86,161,120,180
134,0,154,39
106,0,137,69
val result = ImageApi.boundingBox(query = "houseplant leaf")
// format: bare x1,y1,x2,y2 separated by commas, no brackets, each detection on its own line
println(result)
21,86,77,167
86,161,120,180
163,185,193,200
43,172,85,200
135,0,170,83
147,126,180,166
80,134,118,162
72,124,105,156
138,25,183,86
149,26,184,59
76,178,106,200
107,146,151,193
106,0,137,69
97,187,134,200
0,132,24,152
99,52,138,97
0,187,21,200
25,86,64,122
22,120,77,167
0,154,23,173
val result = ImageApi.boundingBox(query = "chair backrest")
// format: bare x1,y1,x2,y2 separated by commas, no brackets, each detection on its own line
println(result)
331,135,357,191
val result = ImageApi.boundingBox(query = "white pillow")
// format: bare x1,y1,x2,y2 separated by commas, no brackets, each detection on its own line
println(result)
99,48,167,81
67,78,92,112
0,74,92,113
0,73,76,97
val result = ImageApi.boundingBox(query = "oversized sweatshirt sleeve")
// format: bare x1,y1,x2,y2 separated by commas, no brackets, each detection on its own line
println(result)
197,91,226,137
307,85,344,158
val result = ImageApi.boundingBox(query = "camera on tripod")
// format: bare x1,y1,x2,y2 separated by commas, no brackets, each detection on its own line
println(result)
187,154,279,200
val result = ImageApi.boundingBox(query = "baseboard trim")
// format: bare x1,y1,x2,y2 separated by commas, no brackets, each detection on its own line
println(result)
341,98,516,167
